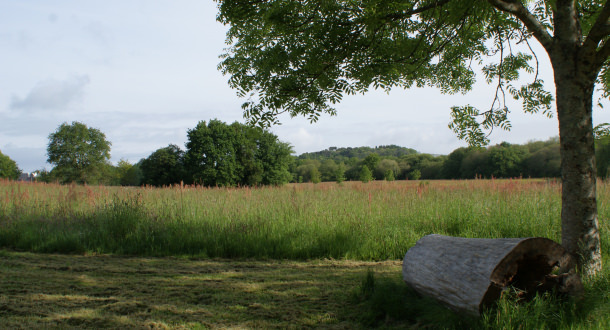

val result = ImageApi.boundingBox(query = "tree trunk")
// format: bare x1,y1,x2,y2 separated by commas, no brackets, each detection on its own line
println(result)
402,234,583,316
551,44,602,276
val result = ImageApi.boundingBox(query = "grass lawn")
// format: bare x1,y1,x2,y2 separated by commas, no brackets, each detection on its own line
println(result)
1,179,609,328
1,250,427,329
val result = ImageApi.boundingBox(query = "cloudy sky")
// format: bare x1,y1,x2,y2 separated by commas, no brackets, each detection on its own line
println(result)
2,1,609,173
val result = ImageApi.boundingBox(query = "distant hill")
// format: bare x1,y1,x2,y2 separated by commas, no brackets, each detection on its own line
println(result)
297,145,418,161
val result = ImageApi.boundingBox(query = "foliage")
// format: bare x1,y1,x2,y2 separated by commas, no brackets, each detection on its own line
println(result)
46,121,111,184
0,150,21,180
299,145,417,162
295,160,321,183
216,0,610,273
488,142,528,178
409,169,421,181
185,119,238,186
248,127,294,185
319,159,339,182
362,153,380,175
117,160,142,186
140,145,185,187
216,0,561,145
335,162,346,183
289,138,568,183
376,159,399,181
359,165,373,183
524,141,561,178
184,119,292,186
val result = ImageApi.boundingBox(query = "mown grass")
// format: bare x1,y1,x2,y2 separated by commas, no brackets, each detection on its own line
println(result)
0,250,406,328
0,250,608,329
1,178,609,328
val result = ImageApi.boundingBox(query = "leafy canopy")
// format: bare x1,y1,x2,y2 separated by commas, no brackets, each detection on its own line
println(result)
47,121,111,184
0,150,21,180
139,145,185,187
184,119,293,186
216,0,571,145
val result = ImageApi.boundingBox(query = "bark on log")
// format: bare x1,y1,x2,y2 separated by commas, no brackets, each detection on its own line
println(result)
402,234,583,316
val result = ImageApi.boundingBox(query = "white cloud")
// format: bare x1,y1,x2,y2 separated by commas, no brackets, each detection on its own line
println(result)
10,75,90,110
5,0,609,174
0,143,48,173
285,128,325,153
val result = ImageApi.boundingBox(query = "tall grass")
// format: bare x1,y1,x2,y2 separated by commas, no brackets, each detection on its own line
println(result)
1,178,607,261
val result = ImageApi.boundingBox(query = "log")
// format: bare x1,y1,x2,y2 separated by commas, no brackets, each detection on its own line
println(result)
402,234,583,316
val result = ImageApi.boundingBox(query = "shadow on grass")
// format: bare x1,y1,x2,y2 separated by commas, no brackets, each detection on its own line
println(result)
353,269,610,329
0,250,410,328
1,250,608,328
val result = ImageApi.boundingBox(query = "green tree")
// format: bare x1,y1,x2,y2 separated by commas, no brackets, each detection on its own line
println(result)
409,169,421,181
520,138,561,178
185,120,239,186
310,166,322,184
295,162,322,183
362,153,380,176
185,119,292,186
33,169,52,183
47,121,111,184
319,159,339,181
487,143,528,178
335,162,346,183
218,0,609,274
359,165,373,183
420,156,446,179
116,160,142,186
399,154,442,180
441,148,469,179
461,149,490,179
0,150,21,180
140,145,185,187
384,169,395,181
344,162,362,181
250,127,293,185
375,159,400,180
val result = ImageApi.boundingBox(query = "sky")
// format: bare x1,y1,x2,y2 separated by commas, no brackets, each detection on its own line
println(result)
2,1,610,173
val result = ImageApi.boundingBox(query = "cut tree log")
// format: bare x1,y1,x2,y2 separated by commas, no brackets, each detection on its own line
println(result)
402,234,583,316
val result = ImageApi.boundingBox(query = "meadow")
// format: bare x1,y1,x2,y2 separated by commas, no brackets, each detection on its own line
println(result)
1,179,609,328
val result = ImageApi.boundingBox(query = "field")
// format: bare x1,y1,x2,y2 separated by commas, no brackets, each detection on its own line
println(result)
1,179,609,328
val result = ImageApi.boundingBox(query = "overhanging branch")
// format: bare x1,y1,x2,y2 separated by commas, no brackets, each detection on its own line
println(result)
584,1,610,50
385,0,452,20
487,0,553,51
596,39,610,69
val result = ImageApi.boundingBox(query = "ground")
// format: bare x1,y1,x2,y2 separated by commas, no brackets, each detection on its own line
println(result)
0,250,403,329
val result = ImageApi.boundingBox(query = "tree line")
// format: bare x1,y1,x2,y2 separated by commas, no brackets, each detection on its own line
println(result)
4,121,610,185
290,139,562,183
33,119,292,187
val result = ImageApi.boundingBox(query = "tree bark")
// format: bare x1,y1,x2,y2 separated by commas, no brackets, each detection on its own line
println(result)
402,234,583,316
489,0,604,277
550,40,603,276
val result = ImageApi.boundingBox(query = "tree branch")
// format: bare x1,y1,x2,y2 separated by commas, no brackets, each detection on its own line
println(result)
385,0,452,20
595,38,610,69
583,2,610,50
487,0,553,51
